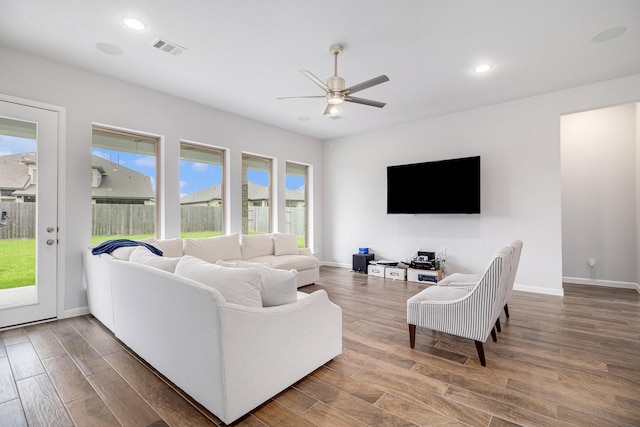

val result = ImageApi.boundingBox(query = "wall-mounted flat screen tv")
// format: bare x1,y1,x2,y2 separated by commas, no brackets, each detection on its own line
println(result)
387,156,480,214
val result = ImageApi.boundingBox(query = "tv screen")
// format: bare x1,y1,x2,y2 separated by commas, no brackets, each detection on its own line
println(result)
387,156,480,214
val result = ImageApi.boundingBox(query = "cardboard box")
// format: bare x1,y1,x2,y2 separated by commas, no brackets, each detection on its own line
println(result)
367,264,385,277
385,267,407,280
407,268,443,283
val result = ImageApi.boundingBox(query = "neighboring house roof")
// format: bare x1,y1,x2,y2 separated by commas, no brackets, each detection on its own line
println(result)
180,184,222,205
0,152,154,201
180,182,305,204
286,187,305,201
0,152,35,191
248,181,269,200
12,184,36,197
91,154,154,201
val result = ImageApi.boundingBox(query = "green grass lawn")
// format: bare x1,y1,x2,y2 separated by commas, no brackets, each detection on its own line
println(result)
0,239,36,290
1,231,305,290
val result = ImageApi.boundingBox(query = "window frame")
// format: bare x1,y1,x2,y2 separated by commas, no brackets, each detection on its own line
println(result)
179,140,227,237
241,152,273,235
91,124,161,238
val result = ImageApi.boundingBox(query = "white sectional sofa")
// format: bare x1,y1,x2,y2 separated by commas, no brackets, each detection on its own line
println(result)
82,233,341,425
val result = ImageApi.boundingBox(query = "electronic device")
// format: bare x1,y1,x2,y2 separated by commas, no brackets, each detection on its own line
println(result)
386,156,481,214
352,253,374,273
409,251,439,270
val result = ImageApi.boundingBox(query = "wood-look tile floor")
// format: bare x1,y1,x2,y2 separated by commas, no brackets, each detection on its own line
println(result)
1,266,639,426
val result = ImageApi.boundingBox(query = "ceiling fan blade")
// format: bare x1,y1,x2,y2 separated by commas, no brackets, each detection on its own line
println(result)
300,70,330,93
277,95,325,100
344,75,389,95
345,96,386,108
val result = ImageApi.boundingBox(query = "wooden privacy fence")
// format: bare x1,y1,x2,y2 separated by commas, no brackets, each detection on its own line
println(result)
180,206,223,233
0,202,35,239
0,202,305,239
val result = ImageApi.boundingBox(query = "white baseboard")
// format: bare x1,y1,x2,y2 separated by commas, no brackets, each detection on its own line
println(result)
563,276,640,293
320,261,351,269
61,306,90,319
513,284,564,296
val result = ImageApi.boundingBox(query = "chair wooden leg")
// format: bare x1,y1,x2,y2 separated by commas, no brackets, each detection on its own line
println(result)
474,341,486,366
504,303,510,318
495,318,501,333
491,327,497,342
408,324,416,349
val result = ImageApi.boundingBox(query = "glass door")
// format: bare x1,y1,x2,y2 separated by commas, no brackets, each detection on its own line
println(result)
0,99,59,328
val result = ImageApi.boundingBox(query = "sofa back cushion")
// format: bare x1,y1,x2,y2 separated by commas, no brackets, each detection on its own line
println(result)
240,234,274,259
273,233,299,256
129,246,182,273
143,238,184,258
183,233,242,263
175,255,262,307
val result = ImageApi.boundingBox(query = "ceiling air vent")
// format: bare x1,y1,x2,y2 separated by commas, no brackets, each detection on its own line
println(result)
151,38,187,56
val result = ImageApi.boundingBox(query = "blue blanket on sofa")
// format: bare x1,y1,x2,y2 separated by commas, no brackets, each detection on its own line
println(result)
91,239,163,256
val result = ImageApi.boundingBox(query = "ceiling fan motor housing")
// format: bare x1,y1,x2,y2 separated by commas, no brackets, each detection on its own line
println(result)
326,75,345,104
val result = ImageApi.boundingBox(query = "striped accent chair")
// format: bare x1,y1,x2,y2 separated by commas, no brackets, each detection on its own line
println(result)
407,244,516,366
436,240,523,331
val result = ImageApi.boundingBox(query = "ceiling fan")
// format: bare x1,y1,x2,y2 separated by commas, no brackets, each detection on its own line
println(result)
278,44,389,116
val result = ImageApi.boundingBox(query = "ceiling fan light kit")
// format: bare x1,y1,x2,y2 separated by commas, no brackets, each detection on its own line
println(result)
278,43,389,116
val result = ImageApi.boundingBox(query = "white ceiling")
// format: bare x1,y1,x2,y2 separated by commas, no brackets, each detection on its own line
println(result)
1,0,639,141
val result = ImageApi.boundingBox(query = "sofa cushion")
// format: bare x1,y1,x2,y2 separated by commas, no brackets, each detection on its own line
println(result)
240,234,274,259
251,254,319,271
143,238,184,258
183,233,242,263
111,246,138,260
175,255,262,307
235,262,297,307
408,285,470,303
273,233,299,256
129,246,181,273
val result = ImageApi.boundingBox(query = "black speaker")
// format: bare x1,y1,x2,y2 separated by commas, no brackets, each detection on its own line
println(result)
353,253,374,273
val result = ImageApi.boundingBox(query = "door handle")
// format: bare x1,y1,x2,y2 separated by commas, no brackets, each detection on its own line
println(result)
46,239,55,245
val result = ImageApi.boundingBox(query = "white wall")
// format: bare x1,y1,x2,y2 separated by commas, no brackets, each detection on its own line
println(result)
323,74,640,295
0,46,324,317
637,105,640,287
561,103,638,289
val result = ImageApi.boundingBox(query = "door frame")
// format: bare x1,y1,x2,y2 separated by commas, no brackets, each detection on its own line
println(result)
0,93,66,327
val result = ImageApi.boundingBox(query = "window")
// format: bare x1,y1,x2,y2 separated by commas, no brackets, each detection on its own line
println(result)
91,127,158,240
285,162,308,248
242,154,271,235
180,142,225,237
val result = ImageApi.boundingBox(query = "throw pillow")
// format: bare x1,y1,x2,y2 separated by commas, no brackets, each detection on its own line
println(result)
240,234,274,259
236,262,297,307
175,255,262,307
183,233,242,263
273,233,299,256
129,246,181,273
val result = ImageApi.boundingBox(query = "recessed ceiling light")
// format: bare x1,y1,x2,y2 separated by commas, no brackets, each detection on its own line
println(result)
474,64,492,73
591,26,626,43
122,17,146,31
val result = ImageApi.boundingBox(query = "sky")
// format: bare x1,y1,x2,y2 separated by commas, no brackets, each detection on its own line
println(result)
0,135,304,197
